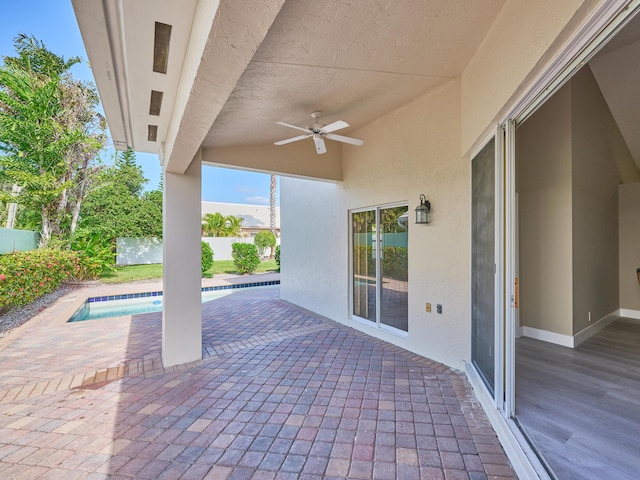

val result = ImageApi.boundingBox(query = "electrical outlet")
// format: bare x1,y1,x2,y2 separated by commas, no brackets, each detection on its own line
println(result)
425,303,431,313
436,304,442,314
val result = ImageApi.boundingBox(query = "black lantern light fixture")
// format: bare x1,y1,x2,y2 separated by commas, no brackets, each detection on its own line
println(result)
415,194,431,224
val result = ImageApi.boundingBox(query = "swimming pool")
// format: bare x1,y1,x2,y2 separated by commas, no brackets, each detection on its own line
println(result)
67,281,279,322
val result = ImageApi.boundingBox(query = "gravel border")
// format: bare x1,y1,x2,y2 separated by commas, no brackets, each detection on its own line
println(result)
0,284,81,338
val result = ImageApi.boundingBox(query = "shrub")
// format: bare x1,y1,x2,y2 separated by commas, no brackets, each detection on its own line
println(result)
0,249,81,310
71,231,116,279
254,231,276,258
275,245,281,272
353,245,407,281
201,241,214,274
382,246,408,281
232,243,260,274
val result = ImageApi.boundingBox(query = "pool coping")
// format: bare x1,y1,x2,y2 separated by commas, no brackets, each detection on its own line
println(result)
69,280,281,322
86,279,281,303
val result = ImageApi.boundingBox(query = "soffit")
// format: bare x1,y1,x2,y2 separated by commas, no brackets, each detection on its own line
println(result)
119,0,197,154
72,0,198,154
202,0,505,149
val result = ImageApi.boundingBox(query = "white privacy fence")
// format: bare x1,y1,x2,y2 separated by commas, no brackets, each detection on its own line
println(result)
116,236,280,266
116,237,163,266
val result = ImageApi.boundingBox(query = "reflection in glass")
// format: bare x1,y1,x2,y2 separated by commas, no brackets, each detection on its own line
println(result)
380,207,408,332
352,210,376,322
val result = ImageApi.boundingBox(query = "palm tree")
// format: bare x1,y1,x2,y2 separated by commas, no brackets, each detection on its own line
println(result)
202,212,243,237
225,215,242,237
269,175,277,258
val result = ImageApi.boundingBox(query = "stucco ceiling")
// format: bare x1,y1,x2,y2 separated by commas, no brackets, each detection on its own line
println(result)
202,0,505,149
74,0,640,173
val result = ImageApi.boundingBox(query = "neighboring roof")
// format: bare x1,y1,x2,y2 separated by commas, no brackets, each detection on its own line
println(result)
202,202,280,229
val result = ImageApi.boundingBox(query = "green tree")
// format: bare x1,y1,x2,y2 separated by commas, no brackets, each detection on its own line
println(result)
202,212,242,237
254,230,276,258
0,35,106,244
79,149,162,239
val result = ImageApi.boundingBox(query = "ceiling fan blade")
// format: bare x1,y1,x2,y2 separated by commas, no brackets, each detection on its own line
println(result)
313,135,327,154
274,134,310,145
276,121,311,134
322,120,349,133
326,133,364,146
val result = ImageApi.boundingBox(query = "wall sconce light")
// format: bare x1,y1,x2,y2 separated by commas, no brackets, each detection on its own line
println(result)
415,194,431,224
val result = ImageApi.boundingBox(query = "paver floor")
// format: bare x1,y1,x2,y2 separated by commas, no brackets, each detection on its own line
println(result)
0,278,517,479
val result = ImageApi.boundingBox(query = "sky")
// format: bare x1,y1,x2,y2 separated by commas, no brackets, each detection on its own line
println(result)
0,0,279,206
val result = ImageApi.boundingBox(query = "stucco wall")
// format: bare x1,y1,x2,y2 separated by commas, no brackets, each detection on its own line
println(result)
571,66,621,334
280,178,348,323
619,183,640,313
461,0,595,155
281,80,469,370
516,83,574,336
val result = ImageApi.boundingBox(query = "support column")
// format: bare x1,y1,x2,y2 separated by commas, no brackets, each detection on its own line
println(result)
162,151,202,367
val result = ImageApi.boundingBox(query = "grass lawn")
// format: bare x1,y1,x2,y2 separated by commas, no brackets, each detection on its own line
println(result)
100,260,278,284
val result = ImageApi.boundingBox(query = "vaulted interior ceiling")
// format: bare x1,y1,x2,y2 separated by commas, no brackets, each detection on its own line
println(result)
589,12,640,169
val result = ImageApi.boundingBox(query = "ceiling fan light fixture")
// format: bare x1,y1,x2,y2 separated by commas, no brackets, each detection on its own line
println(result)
274,111,364,154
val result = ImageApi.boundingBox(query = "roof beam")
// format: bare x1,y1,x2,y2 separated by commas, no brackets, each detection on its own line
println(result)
202,142,343,182
163,0,287,174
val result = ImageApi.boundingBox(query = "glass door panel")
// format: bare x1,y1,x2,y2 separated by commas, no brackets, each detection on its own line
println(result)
380,206,408,332
471,138,496,394
352,210,376,322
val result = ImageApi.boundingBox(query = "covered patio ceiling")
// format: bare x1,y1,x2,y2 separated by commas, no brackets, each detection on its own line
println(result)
73,0,505,177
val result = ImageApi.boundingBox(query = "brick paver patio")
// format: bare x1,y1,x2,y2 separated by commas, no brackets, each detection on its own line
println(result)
0,279,517,479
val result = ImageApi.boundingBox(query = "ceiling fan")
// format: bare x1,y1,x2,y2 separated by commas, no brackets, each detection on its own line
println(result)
274,111,364,154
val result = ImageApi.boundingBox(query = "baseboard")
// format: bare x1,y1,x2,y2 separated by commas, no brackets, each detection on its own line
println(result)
465,363,551,480
619,308,640,321
521,326,573,348
522,309,627,348
573,310,618,347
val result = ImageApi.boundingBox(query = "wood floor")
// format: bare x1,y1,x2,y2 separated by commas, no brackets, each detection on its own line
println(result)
516,319,640,480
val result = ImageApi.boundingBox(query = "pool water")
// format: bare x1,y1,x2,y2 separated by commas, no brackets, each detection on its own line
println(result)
67,282,279,322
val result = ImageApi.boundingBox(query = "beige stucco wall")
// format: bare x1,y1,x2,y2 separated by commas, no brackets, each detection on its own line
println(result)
461,0,597,155
281,79,469,369
571,67,621,334
281,0,626,365
516,83,574,336
619,183,640,312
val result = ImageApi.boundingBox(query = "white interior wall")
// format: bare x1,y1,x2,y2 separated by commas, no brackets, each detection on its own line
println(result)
281,80,469,370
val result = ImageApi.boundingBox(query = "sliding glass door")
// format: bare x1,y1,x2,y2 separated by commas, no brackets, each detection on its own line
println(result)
352,205,408,333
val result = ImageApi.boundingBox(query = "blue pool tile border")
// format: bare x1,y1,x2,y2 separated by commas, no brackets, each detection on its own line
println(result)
85,280,280,303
